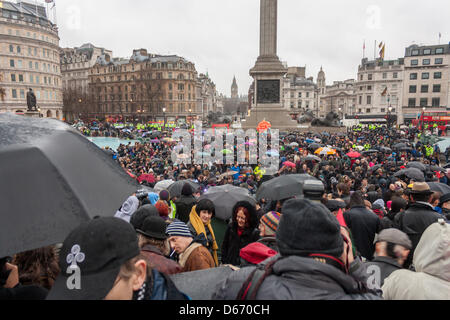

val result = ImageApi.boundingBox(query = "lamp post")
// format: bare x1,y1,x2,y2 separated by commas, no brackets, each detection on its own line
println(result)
162,107,166,130
422,107,426,133
189,108,192,126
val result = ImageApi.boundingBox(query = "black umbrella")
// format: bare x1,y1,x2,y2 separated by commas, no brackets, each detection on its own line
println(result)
444,163,450,169
369,164,383,172
427,182,450,194
0,114,139,257
308,143,321,151
393,143,408,150
199,185,256,221
406,162,427,172
398,139,410,143
362,150,378,155
256,174,305,201
428,165,446,173
394,168,425,182
380,147,393,153
399,147,413,152
167,180,200,198
304,155,321,162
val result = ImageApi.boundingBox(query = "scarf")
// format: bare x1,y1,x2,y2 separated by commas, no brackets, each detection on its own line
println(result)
189,206,219,266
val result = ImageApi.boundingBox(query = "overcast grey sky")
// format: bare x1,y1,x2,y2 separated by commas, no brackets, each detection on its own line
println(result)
49,0,449,97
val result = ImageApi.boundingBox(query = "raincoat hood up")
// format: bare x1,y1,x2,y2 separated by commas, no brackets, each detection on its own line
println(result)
382,219,450,300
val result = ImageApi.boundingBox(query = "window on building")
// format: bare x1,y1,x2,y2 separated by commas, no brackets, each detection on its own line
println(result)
18,74,23,82
359,96,362,104
435,48,444,54
411,59,418,66
367,86,372,91
383,73,387,79
421,85,428,93
360,75,363,81
20,90,25,99
435,58,443,64
12,89,17,98
366,109,371,113
433,84,441,93
10,60,15,67
381,108,385,113
410,73,418,80
432,98,440,107
423,59,430,65
9,45,14,53
306,92,310,98
420,98,428,107
290,102,294,109
422,73,429,79
30,75,34,83
367,96,372,104
393,72,398,79
423,49,431,55
409,85,417,93
368,74,373,80
17,46,21,54
360,86,363,91
11,74,16,82
35,62,39,69
411,49,419,56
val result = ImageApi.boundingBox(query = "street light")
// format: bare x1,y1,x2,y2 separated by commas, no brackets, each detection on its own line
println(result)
162,107,166,130
422,107,426,133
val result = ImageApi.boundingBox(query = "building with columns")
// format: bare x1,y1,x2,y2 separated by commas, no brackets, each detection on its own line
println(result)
282,66,318,120
0,1,63,119
319,79,356,119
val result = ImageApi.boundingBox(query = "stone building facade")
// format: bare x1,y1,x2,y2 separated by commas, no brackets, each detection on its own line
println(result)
282,66,318,120
353,57,404,124
319,79,356,119
87,49,199,124
402,44,450,125
0,1,62,119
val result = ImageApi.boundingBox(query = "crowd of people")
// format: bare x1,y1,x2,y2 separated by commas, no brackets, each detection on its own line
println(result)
1,122,450,300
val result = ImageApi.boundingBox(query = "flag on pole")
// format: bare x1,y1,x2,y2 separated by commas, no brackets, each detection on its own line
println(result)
379,42,385,60
381,87,388,96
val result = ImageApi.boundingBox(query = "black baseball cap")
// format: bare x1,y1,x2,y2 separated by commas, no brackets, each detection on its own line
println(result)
46,217,140,300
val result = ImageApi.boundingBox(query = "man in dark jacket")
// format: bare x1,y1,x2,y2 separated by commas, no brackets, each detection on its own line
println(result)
394,182,446,267
212,199,382,300
363,228,412,287
174,183,197,223
221,201,260,266
344,191,381,261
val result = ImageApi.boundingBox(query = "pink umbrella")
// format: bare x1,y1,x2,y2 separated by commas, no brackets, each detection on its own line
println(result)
283,161,296,168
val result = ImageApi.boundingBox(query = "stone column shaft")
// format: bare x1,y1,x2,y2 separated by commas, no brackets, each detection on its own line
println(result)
259,0,277,57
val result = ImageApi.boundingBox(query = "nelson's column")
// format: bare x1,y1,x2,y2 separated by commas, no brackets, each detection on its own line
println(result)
242,0,299,129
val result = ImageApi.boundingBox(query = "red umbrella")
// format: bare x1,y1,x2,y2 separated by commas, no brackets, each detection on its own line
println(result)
283,161,296,168
138,173,155,184
346,151,361,158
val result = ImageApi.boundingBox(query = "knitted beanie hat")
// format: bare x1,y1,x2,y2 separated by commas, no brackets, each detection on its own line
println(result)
260,211,282,236
166,221,193,238
276,198,343,258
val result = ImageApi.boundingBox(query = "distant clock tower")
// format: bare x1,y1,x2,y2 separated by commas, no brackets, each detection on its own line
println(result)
231,76,238,99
